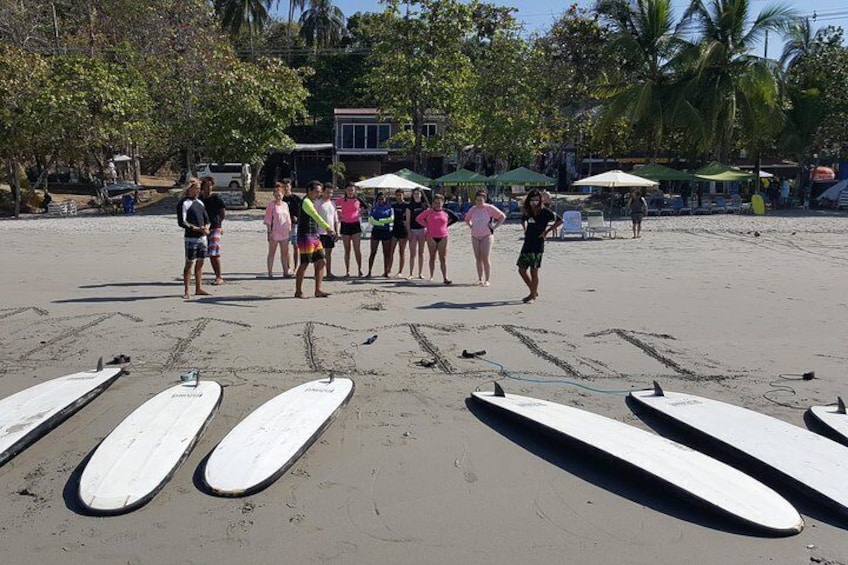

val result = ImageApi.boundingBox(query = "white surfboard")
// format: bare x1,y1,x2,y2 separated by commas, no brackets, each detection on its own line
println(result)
204,376,354,497
0,360,123,467
808,397,848,445
630,383,848,516
472,383,803,535
78,380,222,514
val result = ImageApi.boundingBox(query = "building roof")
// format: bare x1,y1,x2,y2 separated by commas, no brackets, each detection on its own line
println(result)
334,108,378,116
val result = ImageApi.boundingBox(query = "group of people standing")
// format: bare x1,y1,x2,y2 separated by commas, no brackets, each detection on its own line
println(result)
179,176,562,304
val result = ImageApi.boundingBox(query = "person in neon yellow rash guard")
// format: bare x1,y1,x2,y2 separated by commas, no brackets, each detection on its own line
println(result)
295,180,335,298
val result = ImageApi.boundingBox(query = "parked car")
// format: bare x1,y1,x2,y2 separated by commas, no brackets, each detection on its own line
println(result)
195,163,251,189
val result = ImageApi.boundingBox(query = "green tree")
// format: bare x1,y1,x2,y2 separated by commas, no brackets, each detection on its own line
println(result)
199,56,311,204
596,0,686,157
366,0,475,173
299,0,347,51
215,0,272,37
0,47,49,217
680,0,796,160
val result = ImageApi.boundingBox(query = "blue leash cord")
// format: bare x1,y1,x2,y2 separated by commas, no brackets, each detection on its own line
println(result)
475,356,638,395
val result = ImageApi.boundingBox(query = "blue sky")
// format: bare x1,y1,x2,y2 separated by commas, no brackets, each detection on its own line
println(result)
280,0,848,58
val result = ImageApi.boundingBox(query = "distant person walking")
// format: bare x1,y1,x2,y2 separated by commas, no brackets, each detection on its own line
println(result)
263,183,293,278
517,189,561,304
627,189,648,239
367,192,394,277
464,190,506,286
416,194,460,284
295,180,335,299
281,179,302,273
316,183,340,279
200,176,226,285
335,183,369,277
405,188,429,279
177,178,211,300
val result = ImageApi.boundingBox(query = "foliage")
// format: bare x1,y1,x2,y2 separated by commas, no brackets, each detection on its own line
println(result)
366,0,475,172
199,56,311,165
299,0,347,49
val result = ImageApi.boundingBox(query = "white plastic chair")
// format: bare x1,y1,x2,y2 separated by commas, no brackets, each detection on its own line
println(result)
560,210,586,240
586,211,616,239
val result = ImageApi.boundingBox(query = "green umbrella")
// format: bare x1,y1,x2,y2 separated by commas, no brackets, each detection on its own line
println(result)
433,169,490,185
491,167,556,186
631,164,699,182
694,161,755,182
393,168,432,187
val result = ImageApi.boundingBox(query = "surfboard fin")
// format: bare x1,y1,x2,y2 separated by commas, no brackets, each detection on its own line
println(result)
838,396,846,415
328,372,335,384
493,382,505,397
97,357,104,372
652,381,664,396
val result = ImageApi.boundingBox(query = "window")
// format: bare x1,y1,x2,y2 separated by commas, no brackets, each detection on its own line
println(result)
339,123,392,149
403,123,438,138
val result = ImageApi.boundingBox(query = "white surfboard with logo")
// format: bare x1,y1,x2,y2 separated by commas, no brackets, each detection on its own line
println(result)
204,377,354,496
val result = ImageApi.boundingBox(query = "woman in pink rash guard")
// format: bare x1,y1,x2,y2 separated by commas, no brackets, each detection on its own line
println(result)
464,190,506,286
415,194,460,284
335,183,369,277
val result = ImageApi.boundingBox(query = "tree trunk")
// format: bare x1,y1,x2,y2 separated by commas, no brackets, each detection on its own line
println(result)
412,108,424,173
8,159,21,218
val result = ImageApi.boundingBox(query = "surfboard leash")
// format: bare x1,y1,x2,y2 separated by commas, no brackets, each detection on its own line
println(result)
762,372,816,410
471,354,639,395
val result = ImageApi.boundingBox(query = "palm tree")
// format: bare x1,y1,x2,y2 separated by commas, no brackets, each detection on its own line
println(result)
298,0,347,52
596,0,687,157
680,0,796,160
215,0,272,53
286,0,307,45
780,18,814,69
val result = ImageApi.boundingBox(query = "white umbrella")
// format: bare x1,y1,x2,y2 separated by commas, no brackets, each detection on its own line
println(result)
111,154,132,163
572,169,659,188
758,170,775,178
355,173,431,191
572,170,658,230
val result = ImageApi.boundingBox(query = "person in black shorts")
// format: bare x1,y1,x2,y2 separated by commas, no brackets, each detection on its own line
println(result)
335,183,369,277
176,178,211,300
281,179,302,272
316,183,340,279
517,189,562,304
390,188,409,277
367,192,394,277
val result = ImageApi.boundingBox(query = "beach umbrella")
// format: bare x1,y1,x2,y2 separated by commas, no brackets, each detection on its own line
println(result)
433,169,490,185
393,168,433,187
492,167,556,186
693,161,755,182
572,170,658,229
631,164,698,182
572,170,659,189
354,173,430,192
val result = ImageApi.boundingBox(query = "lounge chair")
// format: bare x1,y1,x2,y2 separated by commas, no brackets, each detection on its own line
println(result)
726,195,742,214
560,210,587,240
586,210,616,239
691,197,710,214
711,196,727,213
671,196,691,215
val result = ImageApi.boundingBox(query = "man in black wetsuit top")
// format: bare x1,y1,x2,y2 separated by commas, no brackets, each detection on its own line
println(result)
177,178,211,300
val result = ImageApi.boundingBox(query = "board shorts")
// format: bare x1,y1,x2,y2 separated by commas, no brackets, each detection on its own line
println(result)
319,234,335,249
631,212,644,224
297,234,325,263
371,228,392,241
184,237,208,261
516,252,543,269
340,221,361,236
207,228,222,257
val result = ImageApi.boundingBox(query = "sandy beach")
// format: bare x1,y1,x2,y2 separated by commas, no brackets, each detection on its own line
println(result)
1,208,847,564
